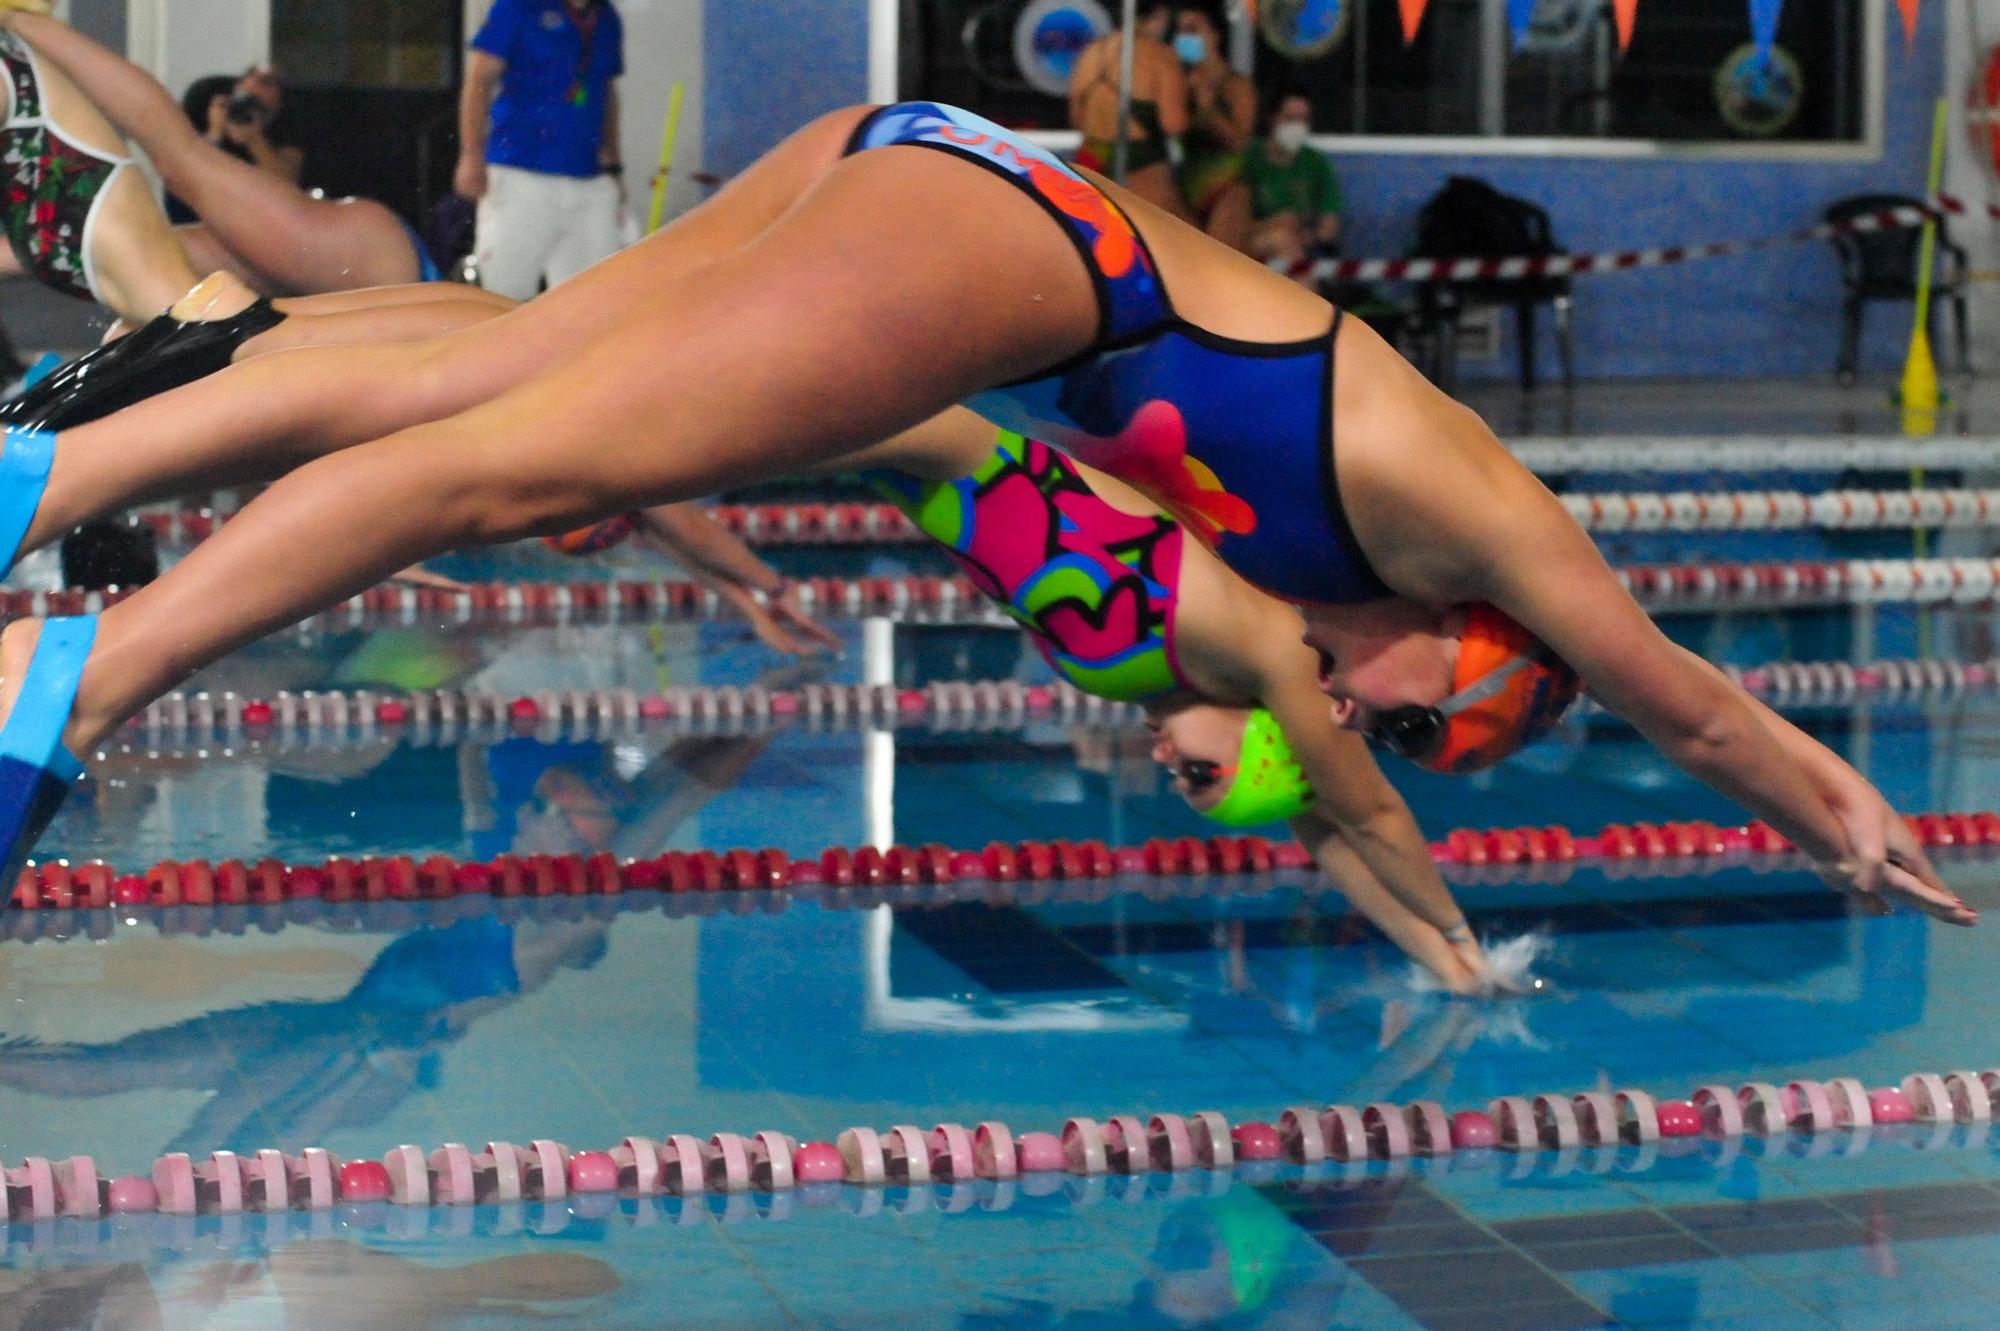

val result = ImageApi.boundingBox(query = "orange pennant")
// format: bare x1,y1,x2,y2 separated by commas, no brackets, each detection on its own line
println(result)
1612,0,1639,51
1895,0,1920,44
1398,0,1429,44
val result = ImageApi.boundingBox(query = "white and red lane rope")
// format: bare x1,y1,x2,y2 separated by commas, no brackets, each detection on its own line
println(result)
14,558,2000,632
79,655,2000,761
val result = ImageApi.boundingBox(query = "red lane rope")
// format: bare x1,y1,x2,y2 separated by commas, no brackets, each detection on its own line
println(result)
5,1069,1992,1225
12,812,1997,912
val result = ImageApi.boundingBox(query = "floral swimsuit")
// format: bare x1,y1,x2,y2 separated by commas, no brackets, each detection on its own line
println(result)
868,431,1188,702
845,101,1388,607
0,28,132,303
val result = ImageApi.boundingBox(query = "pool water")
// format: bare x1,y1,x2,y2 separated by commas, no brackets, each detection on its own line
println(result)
1,535,1998,1331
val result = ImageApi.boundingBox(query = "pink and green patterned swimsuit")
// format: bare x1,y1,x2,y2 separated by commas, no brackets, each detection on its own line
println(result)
0,28,132,302
868,431,1189,701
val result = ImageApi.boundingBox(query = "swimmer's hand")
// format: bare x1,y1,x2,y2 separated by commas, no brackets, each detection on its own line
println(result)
1817,780,1976,926
715,579,841,657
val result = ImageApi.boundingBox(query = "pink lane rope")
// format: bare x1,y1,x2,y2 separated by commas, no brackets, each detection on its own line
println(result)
5,1070,1994,1225
100,654,1999,744
10,812,1997,911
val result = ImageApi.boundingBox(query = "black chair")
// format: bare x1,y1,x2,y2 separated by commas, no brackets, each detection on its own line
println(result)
1410,176,1575,392
1825,193,1970,386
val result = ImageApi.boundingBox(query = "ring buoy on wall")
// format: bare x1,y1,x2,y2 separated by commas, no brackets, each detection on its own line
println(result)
1967,42,2000,179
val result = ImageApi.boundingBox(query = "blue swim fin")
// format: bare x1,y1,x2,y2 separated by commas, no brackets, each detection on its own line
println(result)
0,426,54,574
0,615,94,900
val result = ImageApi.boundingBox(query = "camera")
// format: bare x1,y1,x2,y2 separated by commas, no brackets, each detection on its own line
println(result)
225,92,266,126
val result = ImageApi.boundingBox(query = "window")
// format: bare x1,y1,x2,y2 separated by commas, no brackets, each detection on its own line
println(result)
272,0,460,89
883,0,1880,156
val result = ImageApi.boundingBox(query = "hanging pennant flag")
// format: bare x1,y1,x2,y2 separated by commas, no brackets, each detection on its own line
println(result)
1506,0,1536,48
1747,0,1783,60
1612,0,1639,52
1398,0,1428,44
1895,0,1921,45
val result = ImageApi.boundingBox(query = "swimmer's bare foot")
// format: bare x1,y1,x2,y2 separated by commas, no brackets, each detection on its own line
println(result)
169,271,260,324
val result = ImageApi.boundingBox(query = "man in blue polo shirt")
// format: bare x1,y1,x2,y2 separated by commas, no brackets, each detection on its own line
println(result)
455,0,626,298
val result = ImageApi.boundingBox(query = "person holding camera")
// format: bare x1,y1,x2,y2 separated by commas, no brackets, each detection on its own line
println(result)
0,9,437,292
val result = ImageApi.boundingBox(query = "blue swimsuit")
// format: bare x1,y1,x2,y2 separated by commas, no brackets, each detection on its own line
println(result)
845,102,1388,607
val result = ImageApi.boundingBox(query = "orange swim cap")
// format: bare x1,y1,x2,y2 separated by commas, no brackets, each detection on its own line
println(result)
543,514,637,556
1368,603,1580,774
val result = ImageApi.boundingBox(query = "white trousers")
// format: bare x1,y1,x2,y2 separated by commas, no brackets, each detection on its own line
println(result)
474,164,624,300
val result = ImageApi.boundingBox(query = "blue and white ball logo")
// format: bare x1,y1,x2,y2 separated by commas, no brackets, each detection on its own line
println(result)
1259,0,1349,59
1014,0,1112,96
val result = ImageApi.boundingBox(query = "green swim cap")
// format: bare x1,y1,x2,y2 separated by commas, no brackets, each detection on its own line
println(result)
1202,708,1315,827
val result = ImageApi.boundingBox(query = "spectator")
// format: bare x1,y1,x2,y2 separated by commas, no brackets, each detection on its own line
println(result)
455,0,626,300
167,68,302,224
232,65,306,186
1067,2,1191,221
1172,2,1255,251
1245,93,1343,283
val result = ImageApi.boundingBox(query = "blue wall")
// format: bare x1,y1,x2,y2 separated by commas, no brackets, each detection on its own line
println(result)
703,0,869,180
705,1,1945,380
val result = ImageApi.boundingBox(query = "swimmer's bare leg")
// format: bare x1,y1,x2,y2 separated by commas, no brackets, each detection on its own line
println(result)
34,145,1101,749
20,107,884,545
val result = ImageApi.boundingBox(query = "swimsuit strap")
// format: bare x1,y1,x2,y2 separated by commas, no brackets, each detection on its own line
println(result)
850,103,1171,342
0,29,42,128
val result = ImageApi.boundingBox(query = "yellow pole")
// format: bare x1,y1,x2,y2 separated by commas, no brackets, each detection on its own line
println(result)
1897,97,1950,433
647,82,687,235
1901,97,1949,655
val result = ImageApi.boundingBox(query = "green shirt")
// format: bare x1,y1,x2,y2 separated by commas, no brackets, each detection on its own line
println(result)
1244,141,1343,222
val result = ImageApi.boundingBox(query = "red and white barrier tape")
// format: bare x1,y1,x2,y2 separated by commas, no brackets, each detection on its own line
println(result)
6,1068,1994,1226
12,811,1996,911
1303,192,2000,286
91,656,2000,757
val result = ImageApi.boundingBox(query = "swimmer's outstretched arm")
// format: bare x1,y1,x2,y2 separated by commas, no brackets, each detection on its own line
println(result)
630,504,840,654
1338,379,1972,925
1258,662,1492,992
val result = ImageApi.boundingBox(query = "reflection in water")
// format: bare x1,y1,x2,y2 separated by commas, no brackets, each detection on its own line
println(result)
0,1241,617,1330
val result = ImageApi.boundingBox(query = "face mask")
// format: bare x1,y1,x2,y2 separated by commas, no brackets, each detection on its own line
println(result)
1273,121,1310,152
1174,33,1208,64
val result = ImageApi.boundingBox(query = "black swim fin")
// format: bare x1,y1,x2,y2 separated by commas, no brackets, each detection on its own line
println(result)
0,298,286,432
